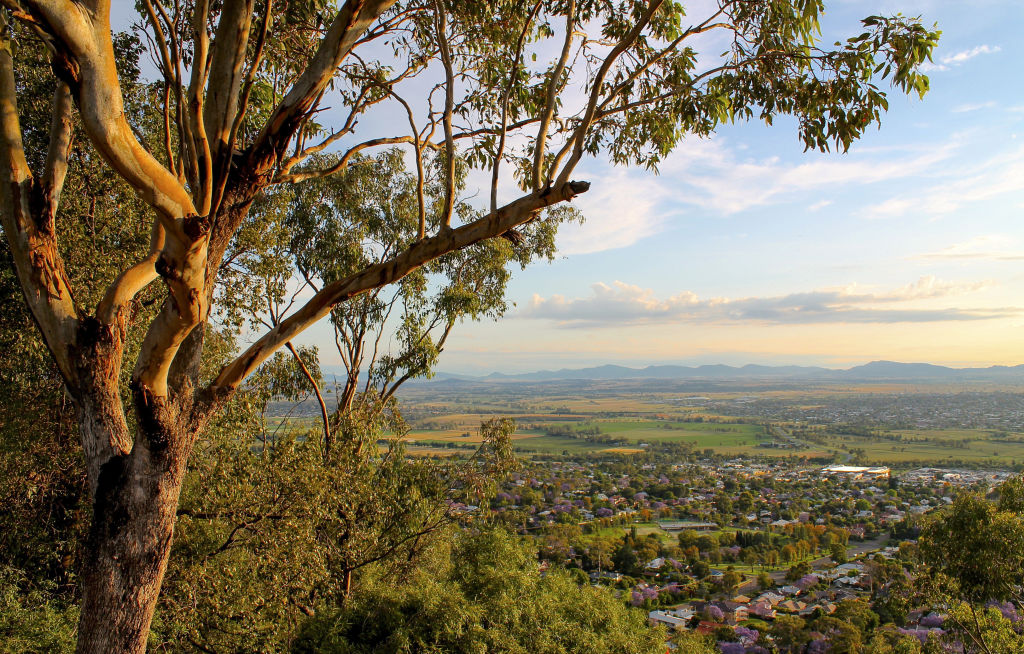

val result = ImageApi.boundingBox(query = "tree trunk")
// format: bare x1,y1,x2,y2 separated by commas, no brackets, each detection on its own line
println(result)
76,459,181,653
73,382,196,654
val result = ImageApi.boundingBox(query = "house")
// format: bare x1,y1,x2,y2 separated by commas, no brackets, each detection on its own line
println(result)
749,600,776,619
832,563,865,577
723,603,749,624
695,621,725,636
778,599,807,613
648,610,689,630
800,602,836,617
758,591,784,606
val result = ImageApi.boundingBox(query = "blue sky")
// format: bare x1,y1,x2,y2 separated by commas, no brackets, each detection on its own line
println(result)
112,2,1024,375
428,0,1024,374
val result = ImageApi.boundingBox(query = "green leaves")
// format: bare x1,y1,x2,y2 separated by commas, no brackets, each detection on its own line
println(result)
293,528,665,654
919,488,1024,605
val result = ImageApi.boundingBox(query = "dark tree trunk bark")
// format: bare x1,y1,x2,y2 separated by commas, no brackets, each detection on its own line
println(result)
76,444,186,654
71,333,200,654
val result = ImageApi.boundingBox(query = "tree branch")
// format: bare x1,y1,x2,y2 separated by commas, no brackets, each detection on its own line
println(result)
96,222,164,325
491,0,541,213
554,0,666,187
40,80,73,229
433,0,455,229
533,0,574,191
204,0,254,213
186,0,213,216
245,0,398,180
208,180,590,398
0,12,79,383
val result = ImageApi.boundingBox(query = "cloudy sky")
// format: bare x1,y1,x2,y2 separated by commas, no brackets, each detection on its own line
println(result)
424,0,1024,374
114,2,1024,375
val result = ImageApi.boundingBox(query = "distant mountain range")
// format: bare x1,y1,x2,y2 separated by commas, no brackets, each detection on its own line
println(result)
416,361,1024,383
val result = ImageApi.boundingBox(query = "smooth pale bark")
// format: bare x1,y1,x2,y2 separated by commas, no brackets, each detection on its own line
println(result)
0,0,612,650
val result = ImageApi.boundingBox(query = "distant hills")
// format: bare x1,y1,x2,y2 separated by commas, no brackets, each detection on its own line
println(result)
419,361,1024,384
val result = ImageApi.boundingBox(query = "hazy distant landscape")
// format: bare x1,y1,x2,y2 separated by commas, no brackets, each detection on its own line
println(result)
266,361,1024,468
424,360,1024,384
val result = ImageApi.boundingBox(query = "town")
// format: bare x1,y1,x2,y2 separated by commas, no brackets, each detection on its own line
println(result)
451,449,1017,651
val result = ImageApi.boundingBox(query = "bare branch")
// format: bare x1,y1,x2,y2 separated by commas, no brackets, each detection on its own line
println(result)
139,0,174,122
205,0,254,212
40,80,73,229
284,341,332,455
554,0,666,187
209,181,591,397
491,0,541,213
96,222,164,325
393,93,426,239
0,12,79,383
187,0,213,215
433,0,455,229
275,135,416,184
533,0,574,191
246,0,398,179
229,0,273,150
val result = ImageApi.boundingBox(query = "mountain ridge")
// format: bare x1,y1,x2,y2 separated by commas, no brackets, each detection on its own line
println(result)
410,360,1024,383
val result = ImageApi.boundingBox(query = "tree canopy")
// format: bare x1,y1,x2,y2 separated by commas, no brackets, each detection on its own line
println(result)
0,0,939,651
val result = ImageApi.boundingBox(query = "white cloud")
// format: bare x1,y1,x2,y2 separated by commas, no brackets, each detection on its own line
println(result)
554,168,674,255
865,146,1024,219
942,45,1001,65
664,137,955,214
952,101,996,114
916,235,1024,262
920,44,1001,73
552,135,960,254
519,276,1009,327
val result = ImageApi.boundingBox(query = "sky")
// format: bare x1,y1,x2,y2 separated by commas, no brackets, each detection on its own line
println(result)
427,0,1024,374
112,1,1024,376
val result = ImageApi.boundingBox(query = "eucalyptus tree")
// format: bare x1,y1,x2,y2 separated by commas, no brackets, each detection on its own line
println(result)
220,147,570,454
0,0,938,650
292,527,668,654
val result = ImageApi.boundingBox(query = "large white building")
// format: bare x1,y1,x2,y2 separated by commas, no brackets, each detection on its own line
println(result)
821,465,890,480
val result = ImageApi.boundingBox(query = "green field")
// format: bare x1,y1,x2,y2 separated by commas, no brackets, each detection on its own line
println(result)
267,383,1024,466
819,428,1024,465
585,420,764,446
404,418,767,455
582,522,683,545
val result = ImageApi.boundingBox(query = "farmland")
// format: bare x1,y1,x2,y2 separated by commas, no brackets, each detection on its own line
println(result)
394,379,1024,465
266,377,1024,466
404,415,767,455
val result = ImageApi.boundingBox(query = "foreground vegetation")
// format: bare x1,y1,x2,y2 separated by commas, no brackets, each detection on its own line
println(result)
0,0,946,649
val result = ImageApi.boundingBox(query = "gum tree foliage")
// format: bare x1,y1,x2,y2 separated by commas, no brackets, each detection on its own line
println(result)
0,0,937,650
152,413,519,652
218,145,571,450
291,527,667,654
915,477,1024,654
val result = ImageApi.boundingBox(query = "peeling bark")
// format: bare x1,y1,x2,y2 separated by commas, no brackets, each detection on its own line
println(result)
0,2,598,651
